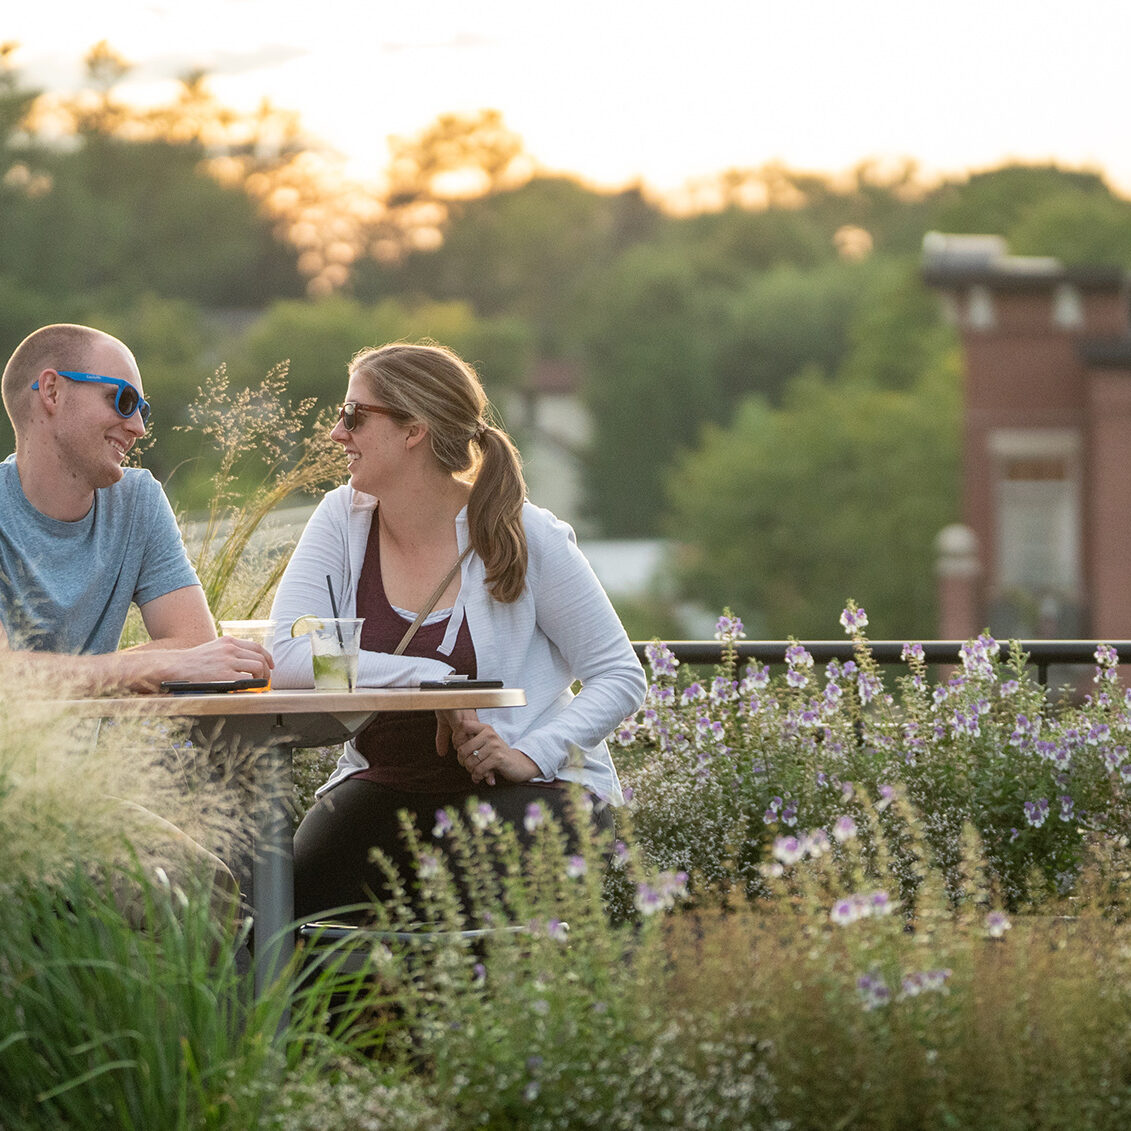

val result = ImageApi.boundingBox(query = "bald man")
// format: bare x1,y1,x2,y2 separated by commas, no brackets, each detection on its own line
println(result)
0,322,271,688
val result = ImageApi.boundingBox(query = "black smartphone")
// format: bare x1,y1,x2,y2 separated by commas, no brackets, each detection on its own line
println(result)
418,679,504,689
161,678,270,695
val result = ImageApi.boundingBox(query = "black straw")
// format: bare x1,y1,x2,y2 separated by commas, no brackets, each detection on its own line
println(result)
325,574,352,690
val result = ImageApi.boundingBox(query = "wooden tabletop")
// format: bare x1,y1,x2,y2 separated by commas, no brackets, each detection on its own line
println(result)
52,685,526,718
49,686,526,748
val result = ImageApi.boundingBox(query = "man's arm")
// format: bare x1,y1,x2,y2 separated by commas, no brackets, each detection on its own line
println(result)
134,584,219,650
0,586,272,695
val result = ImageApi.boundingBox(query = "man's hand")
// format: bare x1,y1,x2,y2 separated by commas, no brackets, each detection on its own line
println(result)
114,634,274,694
436,707,539,787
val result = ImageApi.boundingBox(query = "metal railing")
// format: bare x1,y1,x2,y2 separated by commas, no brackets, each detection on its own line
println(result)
631,640,1131,687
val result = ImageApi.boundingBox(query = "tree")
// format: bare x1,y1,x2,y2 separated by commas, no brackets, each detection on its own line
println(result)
1006,190,1131,267
375,109,534,260
578,245,731,535
0,42,305,305
378,177,662,353
0,134,303,305
385,108,531,207
0,41,39,151
715,259,876,405
668,358,961,640
926,163,1115,240
227,295,532,412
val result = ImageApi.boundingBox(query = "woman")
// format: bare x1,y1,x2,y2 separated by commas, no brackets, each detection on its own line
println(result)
270,342,646,922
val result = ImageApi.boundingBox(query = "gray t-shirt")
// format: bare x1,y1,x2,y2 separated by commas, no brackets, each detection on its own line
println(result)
0,455,201,654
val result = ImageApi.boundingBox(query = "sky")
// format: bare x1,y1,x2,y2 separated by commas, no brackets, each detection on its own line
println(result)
8,0,1131,201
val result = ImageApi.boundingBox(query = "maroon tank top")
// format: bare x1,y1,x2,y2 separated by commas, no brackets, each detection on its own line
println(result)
351,513,478,792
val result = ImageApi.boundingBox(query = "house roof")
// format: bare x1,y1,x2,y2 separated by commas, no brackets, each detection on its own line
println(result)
921,231,1128,291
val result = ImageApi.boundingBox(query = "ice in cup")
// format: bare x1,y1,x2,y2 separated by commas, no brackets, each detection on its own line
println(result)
306,617,364,691
218,619,276,690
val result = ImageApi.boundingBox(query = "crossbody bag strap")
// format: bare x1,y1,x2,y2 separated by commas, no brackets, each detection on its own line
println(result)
393,544,472,655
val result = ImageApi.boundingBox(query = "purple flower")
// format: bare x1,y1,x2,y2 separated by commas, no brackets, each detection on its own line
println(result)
900,968,952,999
432,809,453,838
984,910,1012,938
839,605,869,635
772,835,805,866
1094,643,1120,682
714,613,746,641
566,854,587,878
742,663,771,691
645,641,679,677
856,670,884,705
833,815,857,843
471,801,498,830
418,851,443,879
856,970,892,1010
634,883,665,916
1023,798,1049,828
868,890,893,916
901,642,925,664
711,675,738,702
696,715,726,744
829,889,894,926
523,802,546,833
959,633,1000,678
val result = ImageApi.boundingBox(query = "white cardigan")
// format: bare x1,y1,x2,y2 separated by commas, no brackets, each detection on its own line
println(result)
269,487,646,804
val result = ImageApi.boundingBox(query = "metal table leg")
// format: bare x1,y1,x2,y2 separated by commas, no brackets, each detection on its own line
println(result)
253,728,295,997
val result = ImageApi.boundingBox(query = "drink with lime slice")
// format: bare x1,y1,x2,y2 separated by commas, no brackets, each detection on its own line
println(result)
292,615,364,691
311,645,357,690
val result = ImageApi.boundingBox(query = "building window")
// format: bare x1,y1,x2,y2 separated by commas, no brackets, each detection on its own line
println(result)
1052,283,1084,329
988,429,1081,635
967,285,995,330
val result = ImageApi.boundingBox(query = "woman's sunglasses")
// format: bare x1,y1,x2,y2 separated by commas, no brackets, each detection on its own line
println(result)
33,369,152,424
338,401,400,431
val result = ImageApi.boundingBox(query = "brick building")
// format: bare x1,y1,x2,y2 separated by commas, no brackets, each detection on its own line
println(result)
923,232,1131,640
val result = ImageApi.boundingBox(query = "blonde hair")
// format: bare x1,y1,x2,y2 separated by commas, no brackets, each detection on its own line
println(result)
350,341,529,602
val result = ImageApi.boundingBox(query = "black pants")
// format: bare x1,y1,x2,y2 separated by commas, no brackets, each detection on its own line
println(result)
293,777,614,924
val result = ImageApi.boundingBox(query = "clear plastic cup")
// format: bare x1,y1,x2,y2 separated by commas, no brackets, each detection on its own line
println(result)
308,618,364,691
218,619,276,690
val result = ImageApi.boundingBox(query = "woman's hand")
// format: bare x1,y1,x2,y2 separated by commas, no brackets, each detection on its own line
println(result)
435,707,539,787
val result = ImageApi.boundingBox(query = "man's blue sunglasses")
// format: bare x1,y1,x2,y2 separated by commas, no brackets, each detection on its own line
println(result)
32,369,151,425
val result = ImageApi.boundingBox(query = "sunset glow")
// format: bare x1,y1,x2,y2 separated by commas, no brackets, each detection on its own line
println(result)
7,0,1131,202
